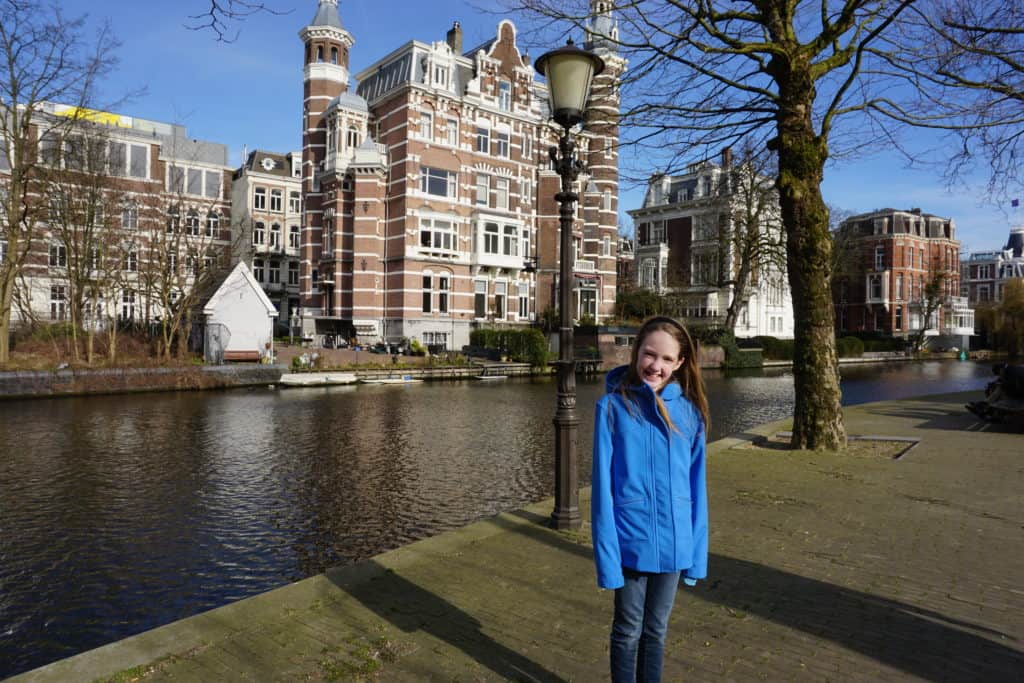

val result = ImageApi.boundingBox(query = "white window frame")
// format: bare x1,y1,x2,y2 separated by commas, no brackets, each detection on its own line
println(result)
50,285,67,320
494,177,509,210
253,222,266,245
475,174,490,206
289,191,301,214
438,273,450,314
420,167,457,198
518,282,529,319
474,279,487,318
502,224,518,257
420,110,433,140
206,212,219,237
270,189,283,212
289,225,300,249
445,117,459,147
475,126,490,154
422,272,433,313
49,242,67,267
494,281,507,319
121,204,138,231
498,81,511,111
254,187,267,210
418,216,458,256
484,222,500,255
495,131,510,158
124,250,138,272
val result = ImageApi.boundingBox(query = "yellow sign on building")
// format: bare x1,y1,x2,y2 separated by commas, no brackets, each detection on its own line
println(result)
53,105,132,128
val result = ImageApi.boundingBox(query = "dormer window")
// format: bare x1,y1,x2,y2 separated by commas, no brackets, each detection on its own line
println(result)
498,81,511,111
433,64,448,88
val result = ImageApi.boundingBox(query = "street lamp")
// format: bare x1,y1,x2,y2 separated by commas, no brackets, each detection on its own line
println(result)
290,310,300,346
535,39,604,530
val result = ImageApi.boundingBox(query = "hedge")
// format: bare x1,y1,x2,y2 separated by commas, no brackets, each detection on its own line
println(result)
753,336,794,360
837,336,865,358
469,328,549,367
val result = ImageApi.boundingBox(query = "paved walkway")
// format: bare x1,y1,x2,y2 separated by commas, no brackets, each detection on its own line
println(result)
10,392,1023,682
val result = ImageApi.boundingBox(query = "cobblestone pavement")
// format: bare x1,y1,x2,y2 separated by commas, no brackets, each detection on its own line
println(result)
10,392,1022,682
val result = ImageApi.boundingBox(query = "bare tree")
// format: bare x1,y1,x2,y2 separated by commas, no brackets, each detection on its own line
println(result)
186,1,291,42
40,124,134,363
717,146,786,331
907,261,956,354
0,0,120,364
135,157,234,362
884,2,1024,205
507,1,1021,449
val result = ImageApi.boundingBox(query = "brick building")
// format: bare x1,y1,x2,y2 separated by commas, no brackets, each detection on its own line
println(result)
2,102,233,329
960,226,1024,305
296,0,622,349
833,208,974,348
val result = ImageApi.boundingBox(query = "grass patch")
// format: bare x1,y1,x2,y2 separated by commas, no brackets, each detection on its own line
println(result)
317,636,406,681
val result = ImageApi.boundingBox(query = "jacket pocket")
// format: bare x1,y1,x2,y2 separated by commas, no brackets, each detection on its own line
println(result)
672,495,693,548
614,496,649,542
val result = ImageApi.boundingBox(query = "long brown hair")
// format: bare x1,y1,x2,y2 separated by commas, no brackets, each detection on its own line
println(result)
617,316,710,433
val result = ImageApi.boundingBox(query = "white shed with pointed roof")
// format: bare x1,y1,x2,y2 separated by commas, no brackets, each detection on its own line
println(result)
201,261,278,363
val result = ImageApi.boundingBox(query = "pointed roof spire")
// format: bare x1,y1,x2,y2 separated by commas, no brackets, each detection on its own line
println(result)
310,0,344,30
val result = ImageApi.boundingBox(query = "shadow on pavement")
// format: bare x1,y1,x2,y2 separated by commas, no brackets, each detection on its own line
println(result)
492,516,1023,681
864,404,1024,433
327,559,564,683
694,554,1023,680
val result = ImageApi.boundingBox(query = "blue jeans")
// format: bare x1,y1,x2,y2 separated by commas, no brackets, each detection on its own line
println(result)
610,568,681,683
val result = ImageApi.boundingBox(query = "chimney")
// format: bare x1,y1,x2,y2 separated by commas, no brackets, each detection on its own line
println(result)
721,146,732,168
446,21,463,54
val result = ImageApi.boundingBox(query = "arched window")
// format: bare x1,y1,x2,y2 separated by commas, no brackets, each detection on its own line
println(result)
206,212,219,237
330,47,338,64
347,126,359,149
316,46,323,62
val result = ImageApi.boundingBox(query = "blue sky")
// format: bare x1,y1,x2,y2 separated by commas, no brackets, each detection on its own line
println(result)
67,0,1021,254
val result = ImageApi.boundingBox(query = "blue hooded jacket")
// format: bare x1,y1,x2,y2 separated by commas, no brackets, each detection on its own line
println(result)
591,365,708,589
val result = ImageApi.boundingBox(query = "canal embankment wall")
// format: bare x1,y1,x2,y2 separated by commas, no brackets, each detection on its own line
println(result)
0,363,544,400
0,365,286,400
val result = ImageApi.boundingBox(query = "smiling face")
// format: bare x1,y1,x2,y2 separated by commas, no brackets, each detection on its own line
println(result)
635,329,685,392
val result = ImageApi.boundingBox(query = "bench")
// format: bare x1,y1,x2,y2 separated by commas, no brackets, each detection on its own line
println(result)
222,350,261,362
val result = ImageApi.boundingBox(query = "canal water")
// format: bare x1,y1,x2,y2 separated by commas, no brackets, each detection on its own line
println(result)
0,360,992,677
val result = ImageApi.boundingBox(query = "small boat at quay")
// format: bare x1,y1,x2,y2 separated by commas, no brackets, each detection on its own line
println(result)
360,375,423,385
279,372,358,387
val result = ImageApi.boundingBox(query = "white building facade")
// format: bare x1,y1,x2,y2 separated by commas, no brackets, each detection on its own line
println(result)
628,151,794,339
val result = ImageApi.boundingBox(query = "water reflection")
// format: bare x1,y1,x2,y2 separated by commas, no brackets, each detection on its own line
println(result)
0,360,992,677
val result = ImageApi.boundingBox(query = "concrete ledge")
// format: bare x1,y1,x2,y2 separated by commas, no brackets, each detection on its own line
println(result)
0,365,286,400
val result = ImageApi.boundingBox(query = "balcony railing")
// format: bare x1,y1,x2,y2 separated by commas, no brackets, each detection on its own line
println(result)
574,259,596,274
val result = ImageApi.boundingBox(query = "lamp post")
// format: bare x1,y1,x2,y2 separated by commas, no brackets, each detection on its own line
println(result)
535,39,604,530
290,311,300,346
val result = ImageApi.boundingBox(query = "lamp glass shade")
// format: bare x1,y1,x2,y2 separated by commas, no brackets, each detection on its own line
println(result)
536,44,605,128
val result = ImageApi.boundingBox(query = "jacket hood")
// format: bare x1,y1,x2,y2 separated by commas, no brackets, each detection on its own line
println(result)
605,364,682,401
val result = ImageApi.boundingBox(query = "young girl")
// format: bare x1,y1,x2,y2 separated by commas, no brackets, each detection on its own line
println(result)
591,316,710,683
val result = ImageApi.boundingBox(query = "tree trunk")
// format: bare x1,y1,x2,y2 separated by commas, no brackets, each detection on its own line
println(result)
0,297,12,364
774,85,846,450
